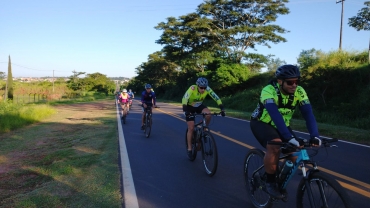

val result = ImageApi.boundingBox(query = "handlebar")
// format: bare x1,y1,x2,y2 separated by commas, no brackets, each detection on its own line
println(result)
191,112,223,116
267,137,339,151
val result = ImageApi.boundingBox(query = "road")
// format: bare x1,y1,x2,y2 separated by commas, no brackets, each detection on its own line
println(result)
117,100,370,208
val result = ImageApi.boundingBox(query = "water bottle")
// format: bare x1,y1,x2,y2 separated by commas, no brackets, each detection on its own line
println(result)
279,160,293,182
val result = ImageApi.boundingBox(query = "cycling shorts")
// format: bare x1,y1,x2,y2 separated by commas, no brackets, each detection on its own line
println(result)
141,103,153,112
185,104,207,122
250,119,296,148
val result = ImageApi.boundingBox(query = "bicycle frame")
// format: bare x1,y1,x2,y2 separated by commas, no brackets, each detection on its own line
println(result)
279,149,311,190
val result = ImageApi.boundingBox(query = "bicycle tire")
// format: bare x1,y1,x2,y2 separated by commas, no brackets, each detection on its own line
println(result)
244,149,272,208
201,131,218,176
296,171,353,208
145,113,152,138
122,107,127,124
185,128,197,161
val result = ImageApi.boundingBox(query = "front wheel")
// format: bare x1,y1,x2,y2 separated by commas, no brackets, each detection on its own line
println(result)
296,171,353,208
144,113,152,138
201,132,218,176
244,149,272,208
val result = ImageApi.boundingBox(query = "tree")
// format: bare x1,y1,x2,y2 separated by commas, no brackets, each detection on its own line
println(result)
265,56,286,71
0,72,5,79
297,49,322,70
67,70,86,91
348,1,370,31
155,0,290,64
7,55,13,100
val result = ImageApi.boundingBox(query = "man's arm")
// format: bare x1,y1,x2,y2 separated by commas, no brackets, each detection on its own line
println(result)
299,101,319,138
264,99,293,141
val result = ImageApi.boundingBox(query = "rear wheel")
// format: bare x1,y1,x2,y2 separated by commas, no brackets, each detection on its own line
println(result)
185,128,197,161
122,106,127,124
244,149,272,208
145,113,152,138
296,171,353,208
201,132,218,176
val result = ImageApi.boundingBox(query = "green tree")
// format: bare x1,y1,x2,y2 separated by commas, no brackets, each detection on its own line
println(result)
155,0,290,64
348,1,370,31
0,72,5,79
85,72,115,94
297,49,322,70
265,56,286,71
67,70,86,91
7,55,13,100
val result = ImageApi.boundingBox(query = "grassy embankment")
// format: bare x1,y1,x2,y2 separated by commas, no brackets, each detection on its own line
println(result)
0,94,122,207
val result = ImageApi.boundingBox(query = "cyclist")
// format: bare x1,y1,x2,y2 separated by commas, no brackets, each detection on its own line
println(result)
141,84,157,130
128,89,134,107
118,89,130,115
182,77,225,160
250,64,321,199
128,89,134,99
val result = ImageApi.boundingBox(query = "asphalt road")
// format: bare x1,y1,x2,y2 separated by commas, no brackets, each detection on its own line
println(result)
118,99,370,208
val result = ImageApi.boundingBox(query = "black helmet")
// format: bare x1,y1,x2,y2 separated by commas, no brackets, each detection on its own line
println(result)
145,83,152,89
196,77,208,87
275,65,300,79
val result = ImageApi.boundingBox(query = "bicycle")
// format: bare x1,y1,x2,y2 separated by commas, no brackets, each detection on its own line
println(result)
185,112,222,176
243,137,352,208
142,105,153,138
120,102,129,124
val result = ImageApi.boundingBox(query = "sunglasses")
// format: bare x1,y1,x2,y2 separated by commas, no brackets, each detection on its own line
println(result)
198,87,206,90
285,80,300,86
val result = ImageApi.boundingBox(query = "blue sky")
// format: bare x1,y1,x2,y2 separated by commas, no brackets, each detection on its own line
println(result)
0,0,368,78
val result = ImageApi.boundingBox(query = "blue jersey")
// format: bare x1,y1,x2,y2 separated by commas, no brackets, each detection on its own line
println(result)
141,91,156,105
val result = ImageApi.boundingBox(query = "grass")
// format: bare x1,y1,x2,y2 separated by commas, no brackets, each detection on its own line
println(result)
0,102,56,133
0,98,121,207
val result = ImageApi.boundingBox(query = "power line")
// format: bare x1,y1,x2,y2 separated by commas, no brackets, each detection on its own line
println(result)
0,62,69,73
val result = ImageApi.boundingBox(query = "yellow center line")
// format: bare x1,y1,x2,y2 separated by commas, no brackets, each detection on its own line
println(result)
156,108,370,197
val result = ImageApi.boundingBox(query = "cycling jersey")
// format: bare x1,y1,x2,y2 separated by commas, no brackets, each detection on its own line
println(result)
128,92,134,98
182,85,222,107
141,91,156,105
251,82,309,127
119,93,130,103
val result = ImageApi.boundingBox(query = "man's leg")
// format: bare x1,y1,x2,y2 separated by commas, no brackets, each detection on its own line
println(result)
187,121,194,151
264,138,283,199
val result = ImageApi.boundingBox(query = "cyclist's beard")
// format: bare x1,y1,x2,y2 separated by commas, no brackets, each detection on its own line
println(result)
280,82,296,95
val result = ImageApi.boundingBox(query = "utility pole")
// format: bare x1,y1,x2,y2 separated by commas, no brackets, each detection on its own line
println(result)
336,0,345,50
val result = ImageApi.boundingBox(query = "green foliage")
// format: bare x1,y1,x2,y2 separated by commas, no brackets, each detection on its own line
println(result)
208,63,251,90
66,71,115,95
297,48,322,70
7,56,13,100
0,102,56,133
265,56,287,71
348,1,370,31
0,71,5,79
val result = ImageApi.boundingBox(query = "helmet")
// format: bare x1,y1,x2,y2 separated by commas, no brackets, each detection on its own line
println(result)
275,65,300,79
129,89,132,92
145,84,152,89
196,77,208,87
122,89,127,93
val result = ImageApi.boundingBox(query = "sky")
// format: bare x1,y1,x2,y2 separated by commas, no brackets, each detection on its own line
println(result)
0,0,368,78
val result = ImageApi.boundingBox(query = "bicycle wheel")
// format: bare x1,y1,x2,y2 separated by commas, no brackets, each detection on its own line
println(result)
185,128,197,161
296,171,352,208
201,131,218,176
145,113,152,138
122,107,127,124
244,149,272,208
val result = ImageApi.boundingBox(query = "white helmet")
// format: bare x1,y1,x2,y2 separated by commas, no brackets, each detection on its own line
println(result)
122,89,127,93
